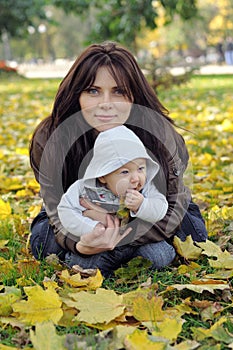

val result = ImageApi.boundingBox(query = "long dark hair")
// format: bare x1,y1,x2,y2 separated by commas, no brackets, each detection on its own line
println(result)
30,42,181,191
52,41,172,126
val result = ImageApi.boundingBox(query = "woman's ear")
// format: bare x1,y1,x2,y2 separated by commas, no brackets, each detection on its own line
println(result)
98,176,106,184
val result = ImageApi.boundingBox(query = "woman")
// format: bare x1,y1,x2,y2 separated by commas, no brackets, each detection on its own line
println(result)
29,41,207,277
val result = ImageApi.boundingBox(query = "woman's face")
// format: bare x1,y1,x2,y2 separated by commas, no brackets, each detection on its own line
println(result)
79,66,133,132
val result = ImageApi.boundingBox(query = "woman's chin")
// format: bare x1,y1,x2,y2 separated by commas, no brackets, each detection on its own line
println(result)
95,122,122,132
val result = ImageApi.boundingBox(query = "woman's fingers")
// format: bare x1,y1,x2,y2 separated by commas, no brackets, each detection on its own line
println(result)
80,197,108,213
106,214,118,227
80,197,93,209
83,209,108,226
79,212,132,252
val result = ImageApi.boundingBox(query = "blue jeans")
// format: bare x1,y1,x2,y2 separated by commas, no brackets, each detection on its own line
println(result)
30,209,66,261
30,201,207,277
65,241,176,277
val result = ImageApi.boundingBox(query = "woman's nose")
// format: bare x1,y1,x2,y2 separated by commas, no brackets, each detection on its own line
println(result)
98,93,112,109
99,102,112,110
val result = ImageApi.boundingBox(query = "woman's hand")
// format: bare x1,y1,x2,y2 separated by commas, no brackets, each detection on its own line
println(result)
80,197,108,226
76,214,132,255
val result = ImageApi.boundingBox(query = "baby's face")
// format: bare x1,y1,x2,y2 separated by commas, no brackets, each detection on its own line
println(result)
99,158,146,196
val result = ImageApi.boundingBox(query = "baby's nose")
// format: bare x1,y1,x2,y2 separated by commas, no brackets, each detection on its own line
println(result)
130,173,139,182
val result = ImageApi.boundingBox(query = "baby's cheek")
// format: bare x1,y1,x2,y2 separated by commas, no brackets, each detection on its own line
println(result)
115,179,129,196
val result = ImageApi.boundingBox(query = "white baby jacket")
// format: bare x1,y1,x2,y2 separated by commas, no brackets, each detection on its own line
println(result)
57,125,168,237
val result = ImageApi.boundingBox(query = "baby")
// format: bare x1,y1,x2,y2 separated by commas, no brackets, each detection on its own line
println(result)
57,125,168,236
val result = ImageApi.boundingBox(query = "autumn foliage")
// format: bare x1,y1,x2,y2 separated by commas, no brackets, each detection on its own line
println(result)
0,75,232,349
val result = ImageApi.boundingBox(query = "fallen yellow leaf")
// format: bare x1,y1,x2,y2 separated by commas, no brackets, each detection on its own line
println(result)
12,284,63,325
124,329,168,350
170,280,229,294
151,317,184,342
66,288,125,324
132,295,164,322
30,321,66,350
173,235,202,260
59,268,103,290
0,198,11,219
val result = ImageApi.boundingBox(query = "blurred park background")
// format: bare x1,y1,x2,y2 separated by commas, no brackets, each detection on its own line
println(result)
1,0,233,79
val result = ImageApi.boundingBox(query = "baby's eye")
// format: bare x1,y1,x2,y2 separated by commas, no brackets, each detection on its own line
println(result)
120,170,129,175
138,166,146,172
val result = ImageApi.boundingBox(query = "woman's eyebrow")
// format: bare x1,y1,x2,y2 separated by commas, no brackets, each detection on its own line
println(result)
113,85,124,89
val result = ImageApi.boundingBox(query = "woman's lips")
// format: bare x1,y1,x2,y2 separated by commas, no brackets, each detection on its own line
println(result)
95,115,117,122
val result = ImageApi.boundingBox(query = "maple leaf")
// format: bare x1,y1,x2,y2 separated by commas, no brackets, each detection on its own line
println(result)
30,321,66,350
12,284,63,325
65,288,125,324
43,279,60,291
114,256,152,283
123,287,152,309
28,204,42,218
0,198,11,219
200,301,224,322
132,294,165,322
177,261,201,274
0,177,24,191
196,240,233,269
16,258,40,276
124,329,170,350
209,254,233,269
59,268,103,290
71,264,97,277
0,286,21,316
97,325,136,350
0,257,15,281
173,235,202,260
204,270,233,280
0,240,9,249
196,239,223,257
174,340,200,350
192,316,228,341
26,178,40,191
170,279,229,294
151,318,184,342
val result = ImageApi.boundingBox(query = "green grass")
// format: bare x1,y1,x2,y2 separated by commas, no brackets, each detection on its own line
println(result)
0,73,233,349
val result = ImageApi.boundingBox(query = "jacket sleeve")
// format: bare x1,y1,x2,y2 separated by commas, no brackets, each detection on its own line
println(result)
30,129,84,254
130,183,168,223
57,181,100,236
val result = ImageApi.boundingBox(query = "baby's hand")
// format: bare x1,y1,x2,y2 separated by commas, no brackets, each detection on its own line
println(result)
125,189,144,213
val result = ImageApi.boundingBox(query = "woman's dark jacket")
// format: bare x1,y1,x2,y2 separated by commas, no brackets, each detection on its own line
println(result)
30,113,191,254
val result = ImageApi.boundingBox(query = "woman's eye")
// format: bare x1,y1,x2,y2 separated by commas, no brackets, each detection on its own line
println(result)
86,88,99,95
114,88,125,95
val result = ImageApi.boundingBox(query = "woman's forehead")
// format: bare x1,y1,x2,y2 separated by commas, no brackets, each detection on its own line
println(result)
93,66,118,84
